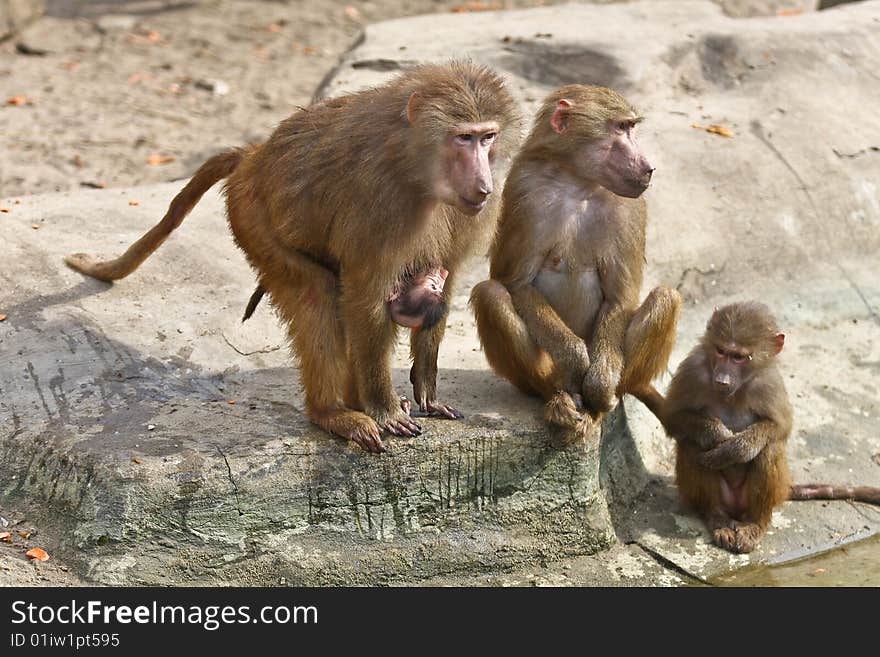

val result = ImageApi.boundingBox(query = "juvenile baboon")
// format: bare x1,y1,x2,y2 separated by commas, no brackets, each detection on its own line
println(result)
664,302,880,554
470,85,680,439
242,263,448,332
65,61,520,453
388,264,449,331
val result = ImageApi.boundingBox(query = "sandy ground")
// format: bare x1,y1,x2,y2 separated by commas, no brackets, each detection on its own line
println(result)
0,0,817,197
0,0,582,198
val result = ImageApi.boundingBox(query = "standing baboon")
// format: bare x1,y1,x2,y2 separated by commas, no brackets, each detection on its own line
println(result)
66,61,520,453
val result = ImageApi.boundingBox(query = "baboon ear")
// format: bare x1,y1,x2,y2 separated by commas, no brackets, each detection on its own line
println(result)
550,99,573,134
406,92,423,125
773,333,785,355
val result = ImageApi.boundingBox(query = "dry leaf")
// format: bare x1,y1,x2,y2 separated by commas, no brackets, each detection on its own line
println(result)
14,199,21,204
31,224,40,230
0,532,11,542
777,8,804,17
814,568,826,574
0,314,7,322
6,95,29,106
691,123,734,138
451,2,501,12
227,399,236,405
147,154,175,166
129,200,140,206
17,530,31,540
0,208,9,213
26,548,49,561
132,457,142,464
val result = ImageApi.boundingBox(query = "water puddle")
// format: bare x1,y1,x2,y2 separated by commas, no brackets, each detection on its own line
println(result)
710,533,880,586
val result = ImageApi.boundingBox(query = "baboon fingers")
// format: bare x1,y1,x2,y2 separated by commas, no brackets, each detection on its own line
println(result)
350,426,386,454
544,391,583,430
399,397,413,416
418,401,464,420
382,414,423,437
712,527,737,551
733,524,763,554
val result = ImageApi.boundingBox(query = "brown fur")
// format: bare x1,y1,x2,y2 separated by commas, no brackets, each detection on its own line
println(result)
470,85,680,440
65,149,247,281
663,302,879,554
65,61,520,453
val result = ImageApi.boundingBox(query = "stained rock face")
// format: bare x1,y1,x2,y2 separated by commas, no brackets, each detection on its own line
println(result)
2,1,879,585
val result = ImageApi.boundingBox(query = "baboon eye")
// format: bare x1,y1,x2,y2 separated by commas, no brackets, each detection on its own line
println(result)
456,134,474,144
617,122,630,133
715,347,725,358
731,354,746,364
481,132,497,145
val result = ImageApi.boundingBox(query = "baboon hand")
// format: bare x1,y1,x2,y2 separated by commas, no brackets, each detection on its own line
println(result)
696,420,734,451
581,363,618,414
347,421,386,454
698,436,755,470
400,396,413,416
371,406,423,438
410,366,463,420
419,399,464,420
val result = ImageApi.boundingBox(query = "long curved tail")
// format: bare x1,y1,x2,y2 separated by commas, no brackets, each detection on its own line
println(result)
65,149,245,282
790,484,880,505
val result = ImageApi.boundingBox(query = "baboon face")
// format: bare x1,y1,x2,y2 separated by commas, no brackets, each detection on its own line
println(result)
596,118,654,198
432,121,501,215
388,266,448,329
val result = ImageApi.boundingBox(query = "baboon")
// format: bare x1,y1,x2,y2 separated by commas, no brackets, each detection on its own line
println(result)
388,264,449,331
242,264,448,332
664,302,880,554
65,61,520,453
470,84,680,439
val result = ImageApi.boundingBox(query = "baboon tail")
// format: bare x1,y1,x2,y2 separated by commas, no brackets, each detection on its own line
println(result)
64,149,245,282
631,384,665,424
242,285,266,322
789,484,880,505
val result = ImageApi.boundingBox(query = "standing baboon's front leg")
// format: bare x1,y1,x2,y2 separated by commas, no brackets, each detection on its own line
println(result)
341,279,423,438
410,271,462,420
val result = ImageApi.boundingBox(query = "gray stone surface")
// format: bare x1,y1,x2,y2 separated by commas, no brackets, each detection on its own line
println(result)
0,182,624,585
2,0,880,585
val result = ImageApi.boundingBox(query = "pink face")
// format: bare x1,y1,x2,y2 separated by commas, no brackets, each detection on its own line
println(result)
435,122,500,215
710,343,752,395
598,119,655,198
415,267,448,297
388,266,449,329
550,100,654,198
709,334,783,396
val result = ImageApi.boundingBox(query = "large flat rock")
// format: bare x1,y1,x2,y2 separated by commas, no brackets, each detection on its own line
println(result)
2,0,880,585
0,180,630,584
